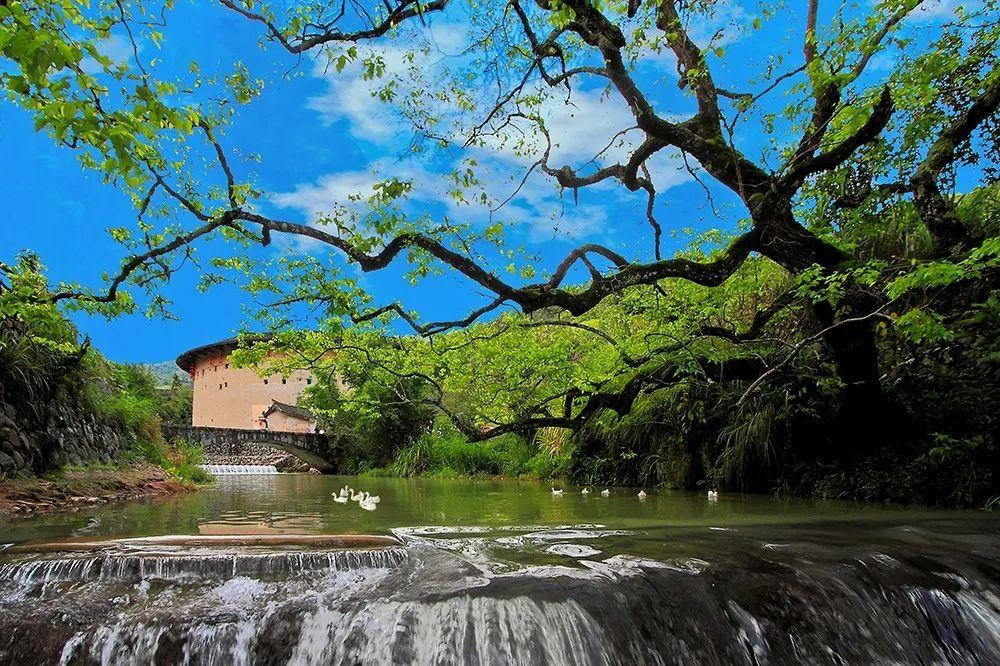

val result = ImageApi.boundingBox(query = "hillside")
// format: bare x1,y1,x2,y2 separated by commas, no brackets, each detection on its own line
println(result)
144,361,193,388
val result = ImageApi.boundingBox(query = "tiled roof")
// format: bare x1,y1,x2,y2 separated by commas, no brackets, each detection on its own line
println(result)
175,334,272,372
261,400,315,422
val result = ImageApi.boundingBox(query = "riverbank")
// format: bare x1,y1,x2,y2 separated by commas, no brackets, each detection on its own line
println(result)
0,461,197,517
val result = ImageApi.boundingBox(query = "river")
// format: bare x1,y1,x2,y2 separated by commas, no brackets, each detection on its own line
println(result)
2,474,999,664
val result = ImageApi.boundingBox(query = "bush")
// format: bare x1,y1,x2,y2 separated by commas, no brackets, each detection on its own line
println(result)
174,463,212,484
156,375,193,425
366,420,567,480
301,375,436,473
127,437,211,484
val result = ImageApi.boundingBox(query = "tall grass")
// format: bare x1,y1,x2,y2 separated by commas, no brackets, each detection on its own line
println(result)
714,397,777,487
127,437,211,484
363,425,568,480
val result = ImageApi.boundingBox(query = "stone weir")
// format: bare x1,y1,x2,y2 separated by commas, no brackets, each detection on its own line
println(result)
2,532,1000,664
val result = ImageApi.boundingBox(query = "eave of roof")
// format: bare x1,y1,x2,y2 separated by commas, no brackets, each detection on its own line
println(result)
174,334,272,372
262,400,315,421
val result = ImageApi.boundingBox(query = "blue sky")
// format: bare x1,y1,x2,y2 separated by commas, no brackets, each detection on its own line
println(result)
0,0,973,363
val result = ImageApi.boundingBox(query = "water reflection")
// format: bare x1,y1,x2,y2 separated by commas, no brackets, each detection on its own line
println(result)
1,473,993,548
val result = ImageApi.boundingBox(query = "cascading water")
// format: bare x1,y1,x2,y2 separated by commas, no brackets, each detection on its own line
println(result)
2,524,1000,665
0,548,408,584
200,464,279,475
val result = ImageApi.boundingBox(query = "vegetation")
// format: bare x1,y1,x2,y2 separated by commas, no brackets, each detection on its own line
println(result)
0,254,206,484
3,1,1000,505
126,437,211,484
155,375,194,426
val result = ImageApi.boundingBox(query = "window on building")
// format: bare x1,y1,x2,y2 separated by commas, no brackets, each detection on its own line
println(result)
264,379,268,385
225,363,229,369
218,384,222,390
282,378,287,385
306,378,312,385
224,382,228,387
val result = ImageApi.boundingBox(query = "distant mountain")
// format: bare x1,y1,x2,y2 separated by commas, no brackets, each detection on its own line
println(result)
144,361,193,387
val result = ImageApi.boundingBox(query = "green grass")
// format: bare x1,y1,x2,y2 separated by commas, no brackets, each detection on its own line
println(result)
125,437,213,485
361,428,571,481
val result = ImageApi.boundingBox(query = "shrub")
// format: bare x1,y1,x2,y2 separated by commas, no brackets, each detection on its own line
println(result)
173,463,212,484
127,437,211,484
370,421,566,480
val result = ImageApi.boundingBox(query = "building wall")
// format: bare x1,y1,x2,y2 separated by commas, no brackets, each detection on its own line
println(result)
189,349,315,430
265,411,316,434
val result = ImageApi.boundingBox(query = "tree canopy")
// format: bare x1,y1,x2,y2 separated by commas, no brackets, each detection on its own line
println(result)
3,0,1000,500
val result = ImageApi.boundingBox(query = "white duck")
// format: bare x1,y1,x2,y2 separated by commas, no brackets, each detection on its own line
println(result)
637,489,647,499
581,487,591,495
707,490,720,500
551,487,564,496
358,492,378,511
600,489,610,497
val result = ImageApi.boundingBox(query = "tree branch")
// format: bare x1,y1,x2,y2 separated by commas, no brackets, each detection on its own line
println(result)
219,0,450,52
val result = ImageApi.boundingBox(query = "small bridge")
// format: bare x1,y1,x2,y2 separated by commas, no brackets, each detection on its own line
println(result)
163,425,335,473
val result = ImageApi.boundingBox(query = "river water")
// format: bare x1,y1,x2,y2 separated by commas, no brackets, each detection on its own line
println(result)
2,475,999,664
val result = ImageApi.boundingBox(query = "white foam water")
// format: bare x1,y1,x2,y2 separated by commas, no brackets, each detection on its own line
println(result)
4,535,1000,664
200,464,279,475
0,548,408,584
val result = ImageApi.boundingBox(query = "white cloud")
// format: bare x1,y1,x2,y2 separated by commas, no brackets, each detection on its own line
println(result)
306,21,466,139
289,10,703,249
81,34,140,73
684,0,751,49
269,157,446,224
270,170,381,218
910,0,984,20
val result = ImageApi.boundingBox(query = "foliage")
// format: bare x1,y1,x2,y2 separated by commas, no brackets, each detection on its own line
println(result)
364,419,564,480
0,253,94,412
156,375,194,425
298,371,437,473
4,0,1000,507
127,437,210,484
0,257,205,481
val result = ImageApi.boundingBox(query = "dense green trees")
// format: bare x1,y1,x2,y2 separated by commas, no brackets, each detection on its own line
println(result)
3,1,999,503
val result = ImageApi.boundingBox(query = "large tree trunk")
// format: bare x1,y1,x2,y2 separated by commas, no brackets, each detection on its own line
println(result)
811,299,888,448
754,203,890,446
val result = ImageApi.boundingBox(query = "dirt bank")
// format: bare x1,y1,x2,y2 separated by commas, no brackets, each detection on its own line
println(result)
0,462,196,517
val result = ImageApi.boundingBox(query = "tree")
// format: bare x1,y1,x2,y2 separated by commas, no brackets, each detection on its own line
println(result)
2,0,998,449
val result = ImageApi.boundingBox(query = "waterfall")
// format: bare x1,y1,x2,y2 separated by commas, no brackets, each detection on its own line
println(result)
2,543,999,664
0,548,408,584
200,464,279,475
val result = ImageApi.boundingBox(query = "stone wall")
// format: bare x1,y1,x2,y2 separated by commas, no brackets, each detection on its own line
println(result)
0,383,125,478
199,437,303,469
